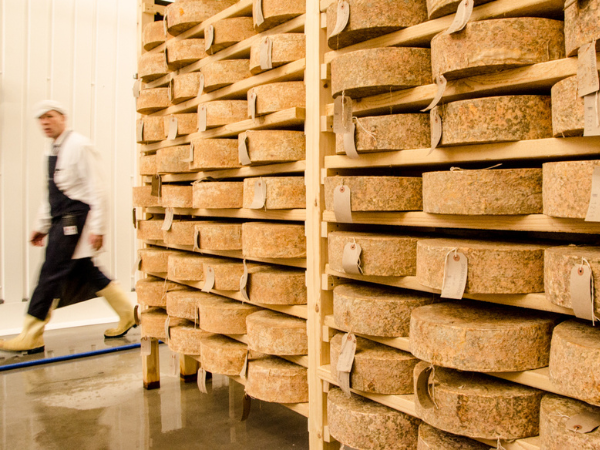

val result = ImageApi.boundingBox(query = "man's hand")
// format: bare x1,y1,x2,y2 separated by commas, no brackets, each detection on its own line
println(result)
30,231,47,247
90,234,104,251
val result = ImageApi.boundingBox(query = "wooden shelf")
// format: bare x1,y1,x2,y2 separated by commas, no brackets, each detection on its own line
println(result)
141,107,306,151
322,210,600,234
144,205,307,223
325,265,574,316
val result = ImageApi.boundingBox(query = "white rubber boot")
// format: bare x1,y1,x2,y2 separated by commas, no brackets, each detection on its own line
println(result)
0,314,49,354
99,282,136,338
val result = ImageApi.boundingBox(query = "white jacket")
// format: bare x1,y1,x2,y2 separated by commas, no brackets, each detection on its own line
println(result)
34,130,107,259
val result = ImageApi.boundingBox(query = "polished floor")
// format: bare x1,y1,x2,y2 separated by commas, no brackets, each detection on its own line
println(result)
0,325,309,449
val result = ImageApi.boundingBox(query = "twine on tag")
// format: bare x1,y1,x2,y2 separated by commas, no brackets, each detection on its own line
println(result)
421,74,447,112
580,257,597,325
495,438,506,450
429,364,439,410
352,116,376,141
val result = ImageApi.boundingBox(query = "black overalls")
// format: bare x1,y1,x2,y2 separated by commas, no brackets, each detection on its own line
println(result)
27,133,111,321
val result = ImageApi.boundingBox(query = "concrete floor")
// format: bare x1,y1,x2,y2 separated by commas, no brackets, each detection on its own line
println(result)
0,325,309,450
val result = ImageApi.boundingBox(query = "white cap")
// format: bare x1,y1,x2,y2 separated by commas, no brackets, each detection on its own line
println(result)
33,100,67,118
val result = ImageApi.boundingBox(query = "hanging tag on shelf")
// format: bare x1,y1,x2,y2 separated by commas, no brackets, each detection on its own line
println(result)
193,228,201,251
329,1,350,38
578,41,599,98
342,123,360,159
151,175,162,197
164,316,171,342
167,116,178,140
337,332,356,397
205,25,214,52
170,351,179,377
140,337,151,356
240,260,250,302
136,119,144,143
253,0,264,27
132,256,142,276
182,142,194,163
133,304,141,327
342,242,363,275
566,411,600,434
198,368,208,394
333,185,353,223
429,108,443,155
585,166,600,221
248,92,257,121
168,78,174,102
240,351,249,379
161,207,174,231
248,178,267,209
415,365,436,409
202,266,215,293
241,394,252,421
421,74,447,112
238,132,251,165
570,263,596,323
133,80,141,98
333,95,353,134
198,104,207,132
441,250,468,299
198,73,205,96
163,14,169,37
132,208,139,228
584,92,600,137
444,0,473,35
259,37,273,71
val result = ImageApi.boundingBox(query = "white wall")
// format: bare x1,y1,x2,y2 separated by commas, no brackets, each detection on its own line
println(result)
0,0,138,334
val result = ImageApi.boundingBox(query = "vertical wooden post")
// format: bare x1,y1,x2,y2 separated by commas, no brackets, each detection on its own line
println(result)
143,338,161,390
180,354,200,382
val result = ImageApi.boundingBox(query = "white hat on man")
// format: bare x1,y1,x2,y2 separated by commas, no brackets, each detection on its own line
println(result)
33,100,67,118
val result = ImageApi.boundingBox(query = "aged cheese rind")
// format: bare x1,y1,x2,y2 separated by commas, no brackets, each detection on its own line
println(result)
334,283,436,337
132,186,161,208
246,357,308,403
324,176,423,212
253,0,305,32
549,320,600,406
139,155,157,176
242,222,306,259
137,88,169,114
543,160,600,219
138,116,165,143
422,169,543,215
330,333,418,394
198,295,260,334
248,82,306,116
195,222,242,250
168,325,208,355
328,387,421,450
326,0,427,50
136,277,186,307
418,423,489,450
163,114,197,138
249,33,306,75
143,21,166,51
165,0,237,36
331,47,431,98
242,130,306,163
551,75,585,137
192,182,243,209
199,334,249,375
431,18,565,79
540,393,600,449
208,17,257,53
202,59,251,92
161,185,193,208
243,177,306,210
414,362,543,439
410,301,558,372
141,308,189,340
200,100,248,128
171,72,202,104
335,114,430,154
190,138,240,170
157,146,194,173
416,238,547,294
166,289,210,321
427,0,491,19
140,248,183,273
204,260,262,291
166,39,207,70
167,253,216,281
246,310,308,355
136,220,163,241
248,267,307,305
435,95,553,146
163,220,196,246
328,231,419,277
139,52,168,82
565,0,600,56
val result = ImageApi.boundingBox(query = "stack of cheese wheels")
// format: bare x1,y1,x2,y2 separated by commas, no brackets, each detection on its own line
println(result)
161,184,193,208
333,283,436,337
330,333,418,394
418,423,489,449
245,356,308,403
242,222,306,259
239,130,306,164
137,88,169,114
551,75,589,137
136,220,163,241
168,324,207,355
167,253,216,281
248,267,307,305
137,277,186,307
540,394,600,449
201,60,251,92
163,220,196,246
193,181,243,209
166,39,207,70
247,82,305,116
246,310,308,355
242,177,306,210
166,289,212,321
253,0,305,32
164,0,237,36
249,34,305,75
549,320,600,406
410,301,558,372
200,334,253,376
157,146,193,174
190,138,240,170
198,295,260,334
416,238,548,294
195,222,242,250
133,186,161,208
142,21,166,51
139,155,157,176
206,17,256,54
139,248,183,273
327,388,421,449
564,0,600,56
413,362,543,439
171,73,202,104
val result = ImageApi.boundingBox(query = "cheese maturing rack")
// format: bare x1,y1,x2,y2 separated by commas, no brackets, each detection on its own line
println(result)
135,0,600,448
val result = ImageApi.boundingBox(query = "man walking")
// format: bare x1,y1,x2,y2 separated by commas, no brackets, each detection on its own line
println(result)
0,100,135,353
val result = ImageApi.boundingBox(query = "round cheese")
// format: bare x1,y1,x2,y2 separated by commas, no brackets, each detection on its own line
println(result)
207,17,256,54
248,267,307,305
247,81,305,116
136,277,186,307
246,356,308,403
168,324,208,355
171,72,202,105
139,247,183,273
139,52,168,82
253,0,305,32
551,75,585,137
165,0,237,36
418,423,489,450
166,38,207,70
242,176,306,210
132,186,161,208
201,59,251,92
249,33,306,75
198,295,260,334
157,145,193,173
161,185,193,208
241,130,306,163
190,138,240,170
242,222,306,259
565,0,600,56
166,289,210,321
137,88,169,114
192,181,243,209
246,310,308,355
143,21,166,51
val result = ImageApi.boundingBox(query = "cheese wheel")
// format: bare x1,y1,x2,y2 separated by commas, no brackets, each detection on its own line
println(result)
249,33,306,75
422,169,543,215
543,160,600,219
136,220,163,241
165,0,237,36
431,18,565,79
410,301,558,372
328,231,419,277
565,0,600,56
248,267,307,305
132,186,161,207
551,75,586,137
247,82,305,116
333,283,437,337
190,138,240,170
335,114,430,154
161,185,193,208
207,17,257,54
139,52,168,82
330,333,418,394
331,47,431,98
426,0,491,19
199,100,248,128
201,59,251,92
166,39,207,71
545,246,600,315
157,146,193,173
198,295,260,334
246,357,308,403
246,310,308,355
163,113,197,138
143,21,166,51
166,289,210,321
241,130,306,164
167,253,216,281
242,177,306,210
435,95,553,146
324,176,423,212
204,260,263,291
253,0,305,32
549,320,600,406
416,238,547,294
540,393,600,449
136,277,185,307
417,423,489,450
171,72,202,105
192,182,243,209
195,222,242,250
414,362,543,439
139,248,183,273
139,155,157,176
327,388,421,449
326,0,427,50
168,325,207,355
242,222,306,259
199,334,249,375
163,220,196,246
137,88,169,114
138,116,165,143
141,307,168,339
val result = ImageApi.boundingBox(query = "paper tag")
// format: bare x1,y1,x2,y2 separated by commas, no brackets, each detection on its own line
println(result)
202,266,215,293
163,15,168,36
240,351,249,379
151,175,162,197
422,75,447,112
198,104,207,132
342,242,362,275
164,316,171,342
441,250,468,299
63,225,78,236
248,179,267,209
570,264,595,321
168,78,174,102
336,333,356,372
578,41,599,97
444,0,473,34
239,132,251,165
198,368,208,393
429,109,443,154
248,92,257,120
164,46,170,67
133,80,141,98
259,37,273,71
136,119,144,143
584,92,600,137
585,167,600,221
241,394,252,421
141,337,151,356
161,207,174,231
205,25,214,52
343,123,360,159
333,185,353,223
253,0,264,27
193,228,201,251
132,208,138,228
133,304,141,326
415,365,436,410
566,411,600,433
167,116,178,140
132,256,142,276
333,95,353,134
329,1,350,38
170,351,179,377
198,73,205,96
240,260,250,302
182,143,194,163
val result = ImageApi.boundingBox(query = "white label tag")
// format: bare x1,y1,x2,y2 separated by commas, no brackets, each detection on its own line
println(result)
444,0,473,34
132,256,142,276
342,242,362,275
137,119,144,143
205,25,214,52
253,0,264,27
337,332,356,397
239,132,251,165
248,178,267,209
133,80,141,98
240,351,249,379
343,123,360,159
585,166,600,221
566,411,600,433
333,185,353,223
570,264,596,322
422,75,447,112
415,365,436,410
168,78,174,102
161,207,174,231
584,92,600,137
429,109,443,154
170,351,179,377
259,37,273,70
141,337,151,356
578,41,599,97
193,228,201,251
329,1,350,38
167,116,178,140
248,92,257,120
198,73,205,96
441,250,468,299
202,266,215,293
182,143,194,163
164,316,171,341
63,226,78,236
240,260,250,302
163,15,168,37
198,368,208,393
333,95,353,134
198,105,207,132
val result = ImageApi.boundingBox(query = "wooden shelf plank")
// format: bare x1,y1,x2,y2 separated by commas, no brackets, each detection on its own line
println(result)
324,136,600,169
325,265,574,315
144,205,307,222
141,107,306,151
323,315,410,352
322,210,600,234
151,161,306,182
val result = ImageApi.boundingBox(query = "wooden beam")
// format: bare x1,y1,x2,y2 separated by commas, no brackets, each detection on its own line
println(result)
153,161,306,182
142,337,161,389
180,354,200,382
